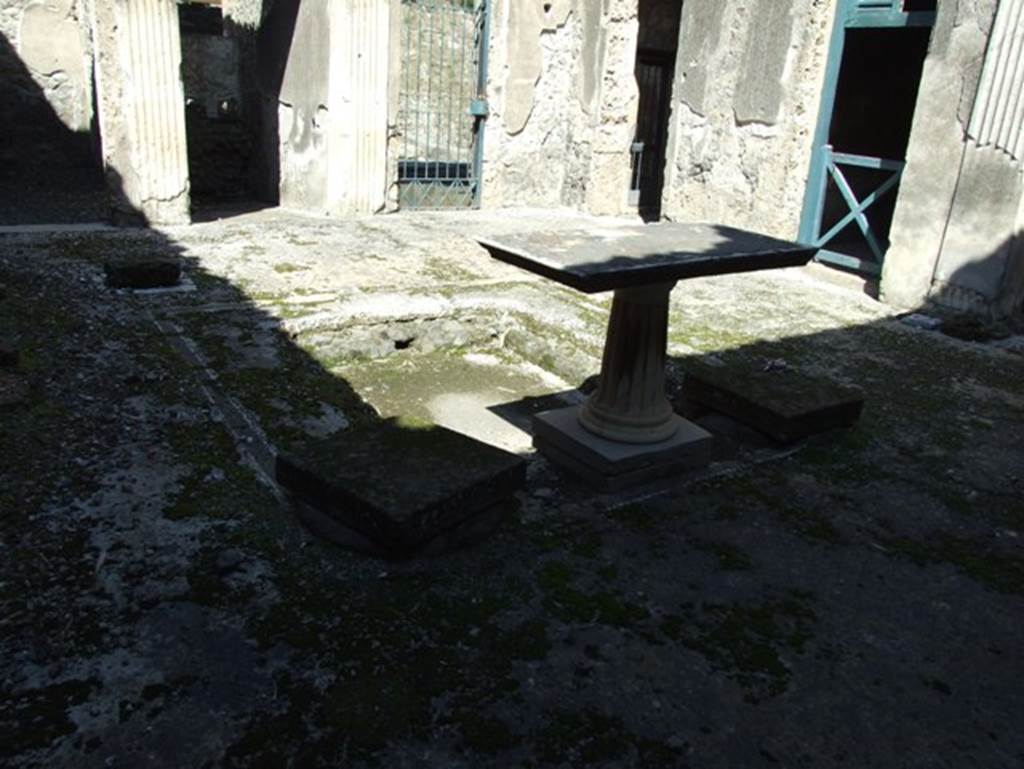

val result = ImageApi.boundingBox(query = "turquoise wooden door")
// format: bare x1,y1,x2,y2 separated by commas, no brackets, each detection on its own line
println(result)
799,0,936,275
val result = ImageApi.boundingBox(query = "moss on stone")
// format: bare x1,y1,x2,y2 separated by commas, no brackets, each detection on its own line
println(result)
537,560,650,627
605,502,658,532
692,539,754,571
0,678,98,759
456,712,519,754
532,708,684,767
880,534,1024,595
663,595,816,702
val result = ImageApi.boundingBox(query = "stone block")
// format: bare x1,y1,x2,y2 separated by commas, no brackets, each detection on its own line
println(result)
276,419,526,559
532,406,714,491
104,257,182,289
677,358,864,444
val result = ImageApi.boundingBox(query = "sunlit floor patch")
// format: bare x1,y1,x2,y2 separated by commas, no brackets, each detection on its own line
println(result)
333,348,579,453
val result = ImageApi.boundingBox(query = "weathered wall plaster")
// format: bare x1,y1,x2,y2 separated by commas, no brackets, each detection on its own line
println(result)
482,0,590,209
672,1,726,119
584,0,640,216
267,0,389,215
733,0,796,126
0,0,95,174
660,0,832,237
1000,196,1024,316
274,0,331,212
326,0,390,215
16,0,91,131
881,0,1024,317
481,0,638,215
929,148,1023,315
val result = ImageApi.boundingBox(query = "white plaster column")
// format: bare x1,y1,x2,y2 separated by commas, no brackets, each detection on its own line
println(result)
579,281,678,444
327,0,391,215
91,0,190,224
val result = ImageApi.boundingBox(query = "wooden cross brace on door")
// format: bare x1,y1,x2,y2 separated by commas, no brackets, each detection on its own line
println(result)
814,146,905,265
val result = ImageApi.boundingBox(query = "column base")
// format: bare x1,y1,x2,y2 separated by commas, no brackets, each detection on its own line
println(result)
533,405,714,491
579,396,678,443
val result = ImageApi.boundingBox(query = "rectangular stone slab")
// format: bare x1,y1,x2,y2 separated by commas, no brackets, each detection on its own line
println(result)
104,257,182,289
276,419,526,558
678,358,865,443
478,223,815,293
532,406,714,490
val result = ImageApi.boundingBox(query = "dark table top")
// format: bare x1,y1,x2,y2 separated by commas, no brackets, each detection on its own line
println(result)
478,222,816,293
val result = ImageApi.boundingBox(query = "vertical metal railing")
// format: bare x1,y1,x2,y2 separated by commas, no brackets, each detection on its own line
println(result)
397,0,489,210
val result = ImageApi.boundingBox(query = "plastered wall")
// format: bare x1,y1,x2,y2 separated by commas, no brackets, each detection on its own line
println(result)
0,0,95,168
481,0,639,215
481,0,832,229
660,0,833,238
266,0,389,216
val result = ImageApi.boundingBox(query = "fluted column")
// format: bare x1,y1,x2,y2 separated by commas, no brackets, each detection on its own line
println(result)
579,281,678,443
327,0,390,214
91,0,190,224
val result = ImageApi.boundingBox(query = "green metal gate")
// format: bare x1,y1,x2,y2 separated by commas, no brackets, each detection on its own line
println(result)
799,0,936,275
397,0,490,210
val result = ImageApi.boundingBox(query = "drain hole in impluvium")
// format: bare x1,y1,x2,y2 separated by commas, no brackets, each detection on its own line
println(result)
303,315,584,454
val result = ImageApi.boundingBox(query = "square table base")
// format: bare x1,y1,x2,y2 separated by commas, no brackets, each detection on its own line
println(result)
532,406,714,491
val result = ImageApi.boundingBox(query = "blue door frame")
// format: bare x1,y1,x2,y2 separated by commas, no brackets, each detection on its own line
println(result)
798,0,936,275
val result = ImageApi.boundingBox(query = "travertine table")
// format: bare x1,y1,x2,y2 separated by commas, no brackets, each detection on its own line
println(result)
478,223,815,488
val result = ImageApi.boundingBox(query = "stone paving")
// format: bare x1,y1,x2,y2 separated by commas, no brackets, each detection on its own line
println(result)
1,208,1023,768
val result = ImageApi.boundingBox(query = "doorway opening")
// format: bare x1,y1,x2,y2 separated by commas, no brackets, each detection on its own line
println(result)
630,0,683,222
178,0,265,218
800,0,935,275
395,0,491,210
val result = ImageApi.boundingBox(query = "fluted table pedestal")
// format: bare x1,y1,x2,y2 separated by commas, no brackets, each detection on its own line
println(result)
477,222,815,489
530,280,713,490
579,281,678,444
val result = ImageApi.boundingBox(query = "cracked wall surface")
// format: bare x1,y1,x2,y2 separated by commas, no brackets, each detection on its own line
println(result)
1,0,92,131
265,0,389,216
91,0,191,224
481,0,638,215
273,0,332,212
882,0,1024,317
1,0,95,173
660,0,832,237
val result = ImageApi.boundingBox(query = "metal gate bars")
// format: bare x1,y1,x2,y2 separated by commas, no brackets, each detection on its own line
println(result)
397,0,490,210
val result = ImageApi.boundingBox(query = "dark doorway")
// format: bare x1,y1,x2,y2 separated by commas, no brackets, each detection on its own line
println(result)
817,26,931,266
799,1,935,275
178,1,262,215
631,0,683,222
